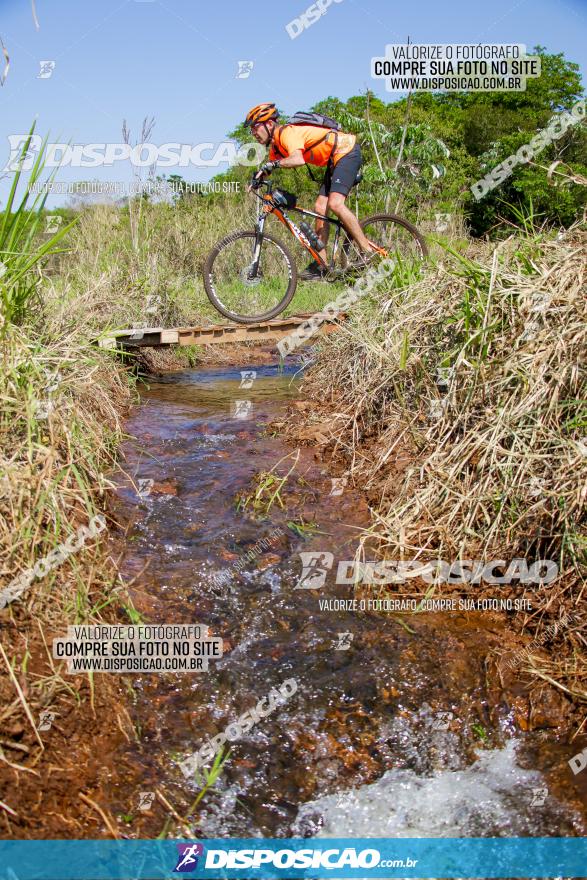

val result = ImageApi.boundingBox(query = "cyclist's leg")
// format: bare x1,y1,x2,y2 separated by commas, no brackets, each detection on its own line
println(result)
328,194,376,253
325,146,377,254
314,175,330,262
299,181,328,277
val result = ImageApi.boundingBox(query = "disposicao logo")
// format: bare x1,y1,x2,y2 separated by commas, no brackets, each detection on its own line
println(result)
203,847,382,870
174,843,204,872
170,844,420,873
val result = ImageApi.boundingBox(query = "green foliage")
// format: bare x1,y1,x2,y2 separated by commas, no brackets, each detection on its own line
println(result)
0,121,77,328
472,723,489,743
226,47,585,236
312,94,462,217
186,747,230,818
31,46,585,343
469,122,587,235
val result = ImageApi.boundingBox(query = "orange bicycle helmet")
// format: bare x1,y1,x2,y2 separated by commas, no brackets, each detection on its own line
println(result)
245,103,278,126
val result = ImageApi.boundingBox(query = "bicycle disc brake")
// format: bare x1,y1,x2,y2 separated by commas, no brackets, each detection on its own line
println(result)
240,262,263,286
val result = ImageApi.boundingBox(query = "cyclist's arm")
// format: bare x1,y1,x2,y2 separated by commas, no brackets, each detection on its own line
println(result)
249,149,306,189
273,149,305,169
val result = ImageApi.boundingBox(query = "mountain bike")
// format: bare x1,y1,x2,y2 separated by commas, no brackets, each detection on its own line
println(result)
203,179,428,324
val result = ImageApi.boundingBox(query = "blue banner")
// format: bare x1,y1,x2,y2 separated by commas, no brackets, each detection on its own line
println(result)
0,838,586,879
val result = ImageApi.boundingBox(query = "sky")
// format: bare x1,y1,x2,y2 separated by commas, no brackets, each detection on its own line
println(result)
0,0,586,205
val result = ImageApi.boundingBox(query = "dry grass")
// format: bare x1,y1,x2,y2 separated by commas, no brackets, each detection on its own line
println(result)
0,327,129,583
44,195,259,334
0,323,133,814
300,224,587,704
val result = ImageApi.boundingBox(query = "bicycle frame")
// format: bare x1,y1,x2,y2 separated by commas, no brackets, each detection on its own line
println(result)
251,182,350,273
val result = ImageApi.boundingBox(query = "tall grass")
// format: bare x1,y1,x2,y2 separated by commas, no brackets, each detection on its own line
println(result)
0,127,135,836
296,223,587,705
44,194,259,332
0,122,76,328
43,188,342,334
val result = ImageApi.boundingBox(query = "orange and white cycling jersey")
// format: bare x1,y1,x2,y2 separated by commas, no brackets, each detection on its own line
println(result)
269,124,356,167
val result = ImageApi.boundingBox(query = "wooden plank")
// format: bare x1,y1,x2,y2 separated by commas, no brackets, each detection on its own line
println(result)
160,329,180,344
97,313,345,349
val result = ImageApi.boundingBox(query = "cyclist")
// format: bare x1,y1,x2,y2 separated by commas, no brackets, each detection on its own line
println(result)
245,102,377,280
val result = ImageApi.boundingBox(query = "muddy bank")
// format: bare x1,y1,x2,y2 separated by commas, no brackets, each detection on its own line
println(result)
282,386,587,733
0,658,133,837
282,232,587,728
0,338,135,839
134,341,284,377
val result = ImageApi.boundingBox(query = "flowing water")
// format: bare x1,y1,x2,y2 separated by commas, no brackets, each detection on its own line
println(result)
108,360,586,841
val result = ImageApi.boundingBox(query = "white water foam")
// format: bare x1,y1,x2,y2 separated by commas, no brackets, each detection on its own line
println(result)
294,740,579,838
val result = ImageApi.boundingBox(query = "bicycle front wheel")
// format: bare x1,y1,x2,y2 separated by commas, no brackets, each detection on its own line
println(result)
203,230,297,324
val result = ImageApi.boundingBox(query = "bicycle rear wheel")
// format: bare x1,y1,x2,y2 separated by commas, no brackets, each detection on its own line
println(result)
203,230,297,324
339,213,428,272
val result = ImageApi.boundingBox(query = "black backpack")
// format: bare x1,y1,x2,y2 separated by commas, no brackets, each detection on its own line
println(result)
286,111,342,131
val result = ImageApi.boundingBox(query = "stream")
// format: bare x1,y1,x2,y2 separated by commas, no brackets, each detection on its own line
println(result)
108,359,587,843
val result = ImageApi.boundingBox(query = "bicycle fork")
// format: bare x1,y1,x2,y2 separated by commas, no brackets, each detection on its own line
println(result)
249,213,267,278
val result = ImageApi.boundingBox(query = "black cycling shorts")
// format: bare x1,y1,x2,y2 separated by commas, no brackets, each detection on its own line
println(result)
319,144,362,197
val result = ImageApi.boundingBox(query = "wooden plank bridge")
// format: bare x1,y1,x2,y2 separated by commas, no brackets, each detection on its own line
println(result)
98,313,343,350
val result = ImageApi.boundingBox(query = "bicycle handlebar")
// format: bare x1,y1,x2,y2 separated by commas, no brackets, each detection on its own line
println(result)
249,175,272,193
